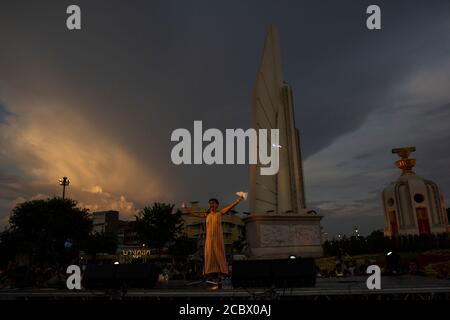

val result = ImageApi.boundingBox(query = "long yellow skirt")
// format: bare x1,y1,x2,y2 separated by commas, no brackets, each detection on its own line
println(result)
203,212,228,275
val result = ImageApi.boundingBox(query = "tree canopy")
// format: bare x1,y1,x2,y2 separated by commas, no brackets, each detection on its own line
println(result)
2,197,92,265
135,203,184,253
83,231,118,255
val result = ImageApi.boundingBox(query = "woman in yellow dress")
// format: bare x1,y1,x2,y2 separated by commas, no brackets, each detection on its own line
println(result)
185,195,244,281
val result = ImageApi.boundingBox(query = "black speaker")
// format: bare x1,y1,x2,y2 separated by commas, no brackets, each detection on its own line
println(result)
232,258,316,288
82,264,160,290
82,264,117,289
115,264,160,289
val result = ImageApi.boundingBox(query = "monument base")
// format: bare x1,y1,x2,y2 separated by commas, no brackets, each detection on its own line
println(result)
243,212,323,259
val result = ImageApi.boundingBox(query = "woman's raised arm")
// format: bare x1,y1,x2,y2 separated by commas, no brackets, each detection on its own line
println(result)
220,196,244,215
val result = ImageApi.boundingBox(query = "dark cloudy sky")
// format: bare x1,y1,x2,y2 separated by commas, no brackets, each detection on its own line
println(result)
1,0,449,237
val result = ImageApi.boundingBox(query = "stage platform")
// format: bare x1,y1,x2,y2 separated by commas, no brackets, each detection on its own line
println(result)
1,276,449,300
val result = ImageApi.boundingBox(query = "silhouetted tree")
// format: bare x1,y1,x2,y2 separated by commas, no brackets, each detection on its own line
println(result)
83,231,118,255
5,197,92,265
322,229,449,257
0,228,23,267
168,235,198,256
135,203,184,254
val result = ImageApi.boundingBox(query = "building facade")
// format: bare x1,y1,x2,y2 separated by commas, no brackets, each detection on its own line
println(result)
91,210,119,234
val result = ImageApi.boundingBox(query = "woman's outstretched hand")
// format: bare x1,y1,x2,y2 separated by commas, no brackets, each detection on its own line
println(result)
235,191,248,200
220,193,246,215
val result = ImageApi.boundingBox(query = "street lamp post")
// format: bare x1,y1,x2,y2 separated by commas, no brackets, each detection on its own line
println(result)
59,176,70,199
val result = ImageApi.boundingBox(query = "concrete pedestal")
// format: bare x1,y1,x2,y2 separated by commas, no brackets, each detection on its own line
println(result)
244,212,323,259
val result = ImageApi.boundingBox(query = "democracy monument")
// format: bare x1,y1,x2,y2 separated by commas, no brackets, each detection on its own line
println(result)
244,26,323,259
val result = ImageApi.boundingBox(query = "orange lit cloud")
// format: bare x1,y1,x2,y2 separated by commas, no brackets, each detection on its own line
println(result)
0,93,166,221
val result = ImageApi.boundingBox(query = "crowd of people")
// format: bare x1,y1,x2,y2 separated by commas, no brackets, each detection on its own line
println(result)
1,255,448,289
316,258,372,278
0,261,69,289
0,258,205,289
316,255,449,279
157,260,203,282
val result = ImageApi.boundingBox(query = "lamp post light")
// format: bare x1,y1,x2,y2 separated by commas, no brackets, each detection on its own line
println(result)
354,226,360,238
59,176,70,199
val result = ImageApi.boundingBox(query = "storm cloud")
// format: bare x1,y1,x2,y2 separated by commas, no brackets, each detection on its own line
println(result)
1,0,449,236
